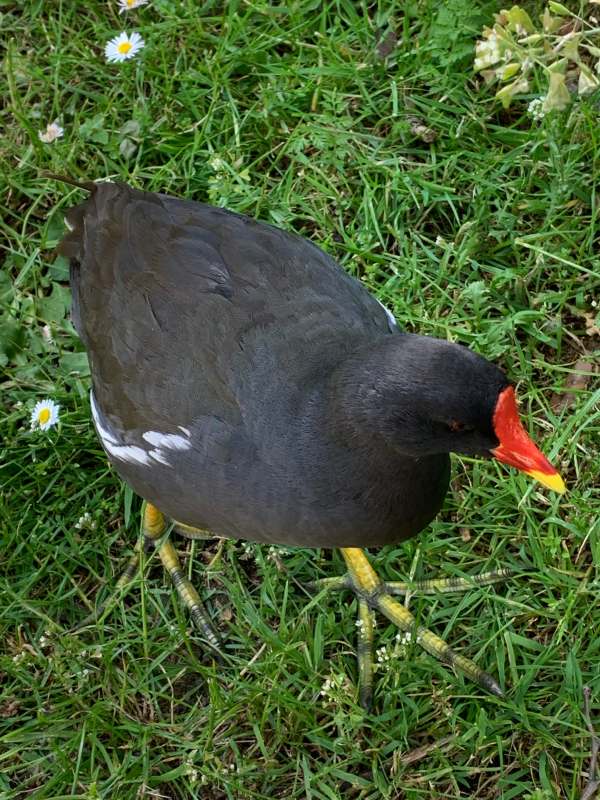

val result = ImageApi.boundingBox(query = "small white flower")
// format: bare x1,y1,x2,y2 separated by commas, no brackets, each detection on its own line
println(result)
209,155,225,171
527,98,545,122
30,398,60,431
75,512,96,530
105,31,145,63
38,120,64,144
42,324,54,344
118,0,149,12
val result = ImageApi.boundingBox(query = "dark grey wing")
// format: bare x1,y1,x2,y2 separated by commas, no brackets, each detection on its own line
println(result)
65,182,394,432
65,183,242,435
59,181,398,534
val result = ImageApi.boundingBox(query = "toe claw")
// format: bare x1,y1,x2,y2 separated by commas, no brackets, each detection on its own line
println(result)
360,685,373,712
480,672,504,697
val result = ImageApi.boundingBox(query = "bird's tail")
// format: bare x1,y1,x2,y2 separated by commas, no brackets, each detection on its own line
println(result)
45,173,100,341
45,173,99,261
43,172,97,192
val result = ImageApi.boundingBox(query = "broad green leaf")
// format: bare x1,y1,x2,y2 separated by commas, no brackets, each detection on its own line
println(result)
59,351,90,377
0,316,25,361
542,72,571,111
548,1,571,15
542,9,562,33
560,34,581,63
119,138,137,159
547,57,567,74
500,62,521,81
119,119,141,137
578,64,599,95
495,77,529,108
49,255,70,282
37,283,71,324
503,6,535,34
42,213,66,249
79,113,108,145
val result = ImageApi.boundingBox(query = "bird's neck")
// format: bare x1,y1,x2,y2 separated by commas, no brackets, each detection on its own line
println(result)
325,336,409,452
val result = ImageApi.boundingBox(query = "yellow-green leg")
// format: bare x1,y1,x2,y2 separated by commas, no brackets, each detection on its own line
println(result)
313,568,512,596
141,504,221,652
385,568,513,596
315,548,505,707
172,521,214,540
74,504,221,653
356,598,376,710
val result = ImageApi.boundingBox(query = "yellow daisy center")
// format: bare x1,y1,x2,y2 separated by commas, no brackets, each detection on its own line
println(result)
38,408,51,425
127,0,136,5
118,41,133,54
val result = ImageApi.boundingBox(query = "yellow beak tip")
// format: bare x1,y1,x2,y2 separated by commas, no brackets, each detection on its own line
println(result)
526,470,566,494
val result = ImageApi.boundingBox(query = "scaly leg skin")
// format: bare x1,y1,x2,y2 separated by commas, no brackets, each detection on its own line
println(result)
315,548,506,709
141,504,222,653
172,521,214,541
74,504,221,655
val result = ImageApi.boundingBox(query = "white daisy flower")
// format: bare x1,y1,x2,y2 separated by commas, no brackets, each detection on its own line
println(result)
118,0,149,12
104,31,145,63
30,399,60,431
38,121,64,144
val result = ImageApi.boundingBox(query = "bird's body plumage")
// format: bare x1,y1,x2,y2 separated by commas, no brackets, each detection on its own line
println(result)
63,182,449,547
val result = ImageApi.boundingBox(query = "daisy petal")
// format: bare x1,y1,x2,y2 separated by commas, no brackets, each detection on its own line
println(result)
105,31,145,63
38,121,64,143
117,0,149,12
30,399,60,431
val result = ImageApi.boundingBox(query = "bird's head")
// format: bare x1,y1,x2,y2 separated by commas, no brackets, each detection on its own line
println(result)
334,335,565,493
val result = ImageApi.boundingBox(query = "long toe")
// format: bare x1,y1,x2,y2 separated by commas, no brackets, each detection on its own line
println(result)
340,548,504,702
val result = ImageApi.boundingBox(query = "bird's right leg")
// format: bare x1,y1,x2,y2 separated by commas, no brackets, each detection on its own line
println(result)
140,504,222,652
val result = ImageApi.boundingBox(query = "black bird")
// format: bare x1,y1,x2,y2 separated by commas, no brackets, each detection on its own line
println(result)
54,176,564,707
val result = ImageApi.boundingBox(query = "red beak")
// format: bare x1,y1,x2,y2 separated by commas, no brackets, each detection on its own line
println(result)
491,386,565,493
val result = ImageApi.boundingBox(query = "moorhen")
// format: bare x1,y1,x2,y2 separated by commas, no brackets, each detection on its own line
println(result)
53,175,565,707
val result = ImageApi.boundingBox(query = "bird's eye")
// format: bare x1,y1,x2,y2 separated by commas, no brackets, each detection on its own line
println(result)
447,420,474,433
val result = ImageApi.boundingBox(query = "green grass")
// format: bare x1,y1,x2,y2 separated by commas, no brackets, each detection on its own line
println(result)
2,0,600,797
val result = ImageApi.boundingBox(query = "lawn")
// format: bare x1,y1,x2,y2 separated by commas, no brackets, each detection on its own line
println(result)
2,1,599,798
